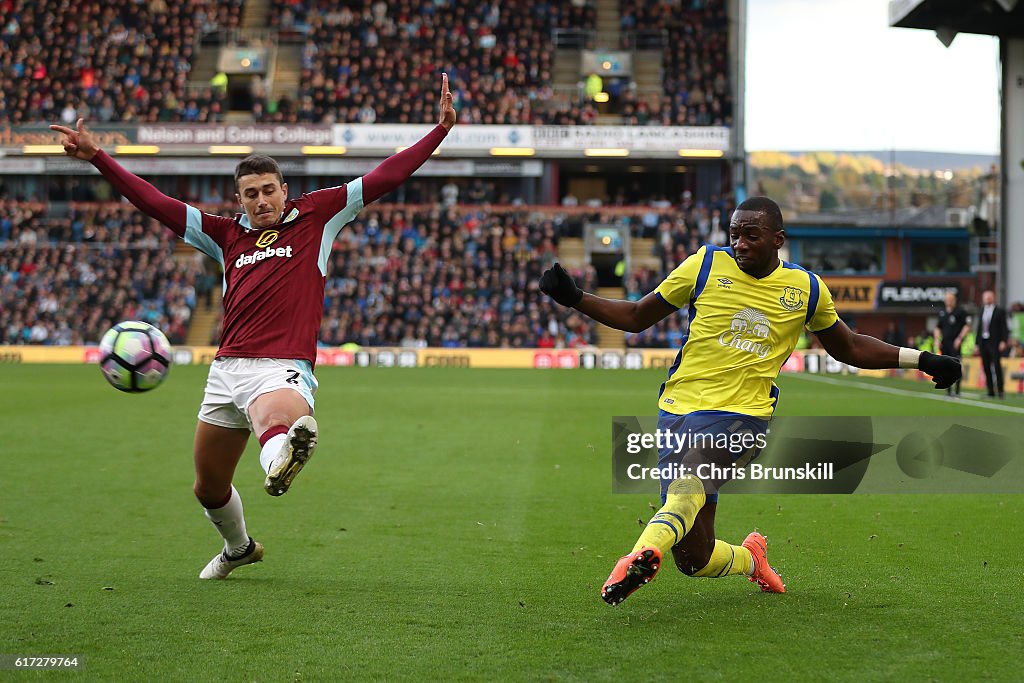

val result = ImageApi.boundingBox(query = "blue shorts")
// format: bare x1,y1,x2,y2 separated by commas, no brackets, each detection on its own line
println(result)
656,409,769,504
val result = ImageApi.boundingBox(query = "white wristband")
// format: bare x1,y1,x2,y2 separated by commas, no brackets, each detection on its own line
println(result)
898,347,921,369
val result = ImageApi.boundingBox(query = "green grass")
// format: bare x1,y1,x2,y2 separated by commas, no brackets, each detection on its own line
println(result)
1,365,1022,681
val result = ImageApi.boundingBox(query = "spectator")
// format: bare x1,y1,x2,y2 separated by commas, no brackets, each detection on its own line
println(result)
279,0,597,125
1,0,237,124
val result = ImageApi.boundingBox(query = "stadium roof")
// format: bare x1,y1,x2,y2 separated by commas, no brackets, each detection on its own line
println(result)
890,0,1024,38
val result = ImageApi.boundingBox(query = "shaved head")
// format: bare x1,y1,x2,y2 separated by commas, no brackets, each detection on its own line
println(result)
735,196,784,232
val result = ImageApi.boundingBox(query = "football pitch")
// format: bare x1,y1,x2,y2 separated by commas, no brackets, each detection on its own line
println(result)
2,365,1022,681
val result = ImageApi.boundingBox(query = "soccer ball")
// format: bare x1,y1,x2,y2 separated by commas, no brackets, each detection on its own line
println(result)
98,321,173,392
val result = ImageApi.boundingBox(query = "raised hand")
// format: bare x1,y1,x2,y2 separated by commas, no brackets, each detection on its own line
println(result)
438,72,456,131
48,118,99,161
539,263,584,308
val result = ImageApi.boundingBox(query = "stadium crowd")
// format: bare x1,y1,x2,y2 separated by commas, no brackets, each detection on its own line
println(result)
1,203,179,247
261,0,733,127
0,188,749,349
0,0,240,124
210,205,599,348
1,0,733,127
6,195,1024,360
0,242,202,346
0,203,217,345
617,0,732,126
0,202,604,349
266,0,596,125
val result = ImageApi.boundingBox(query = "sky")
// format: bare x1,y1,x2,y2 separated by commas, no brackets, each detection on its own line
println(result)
745,0,1001,154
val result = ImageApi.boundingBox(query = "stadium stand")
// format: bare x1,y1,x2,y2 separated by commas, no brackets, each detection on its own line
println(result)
310,196,731,348
618,0,732,126
3,205,178,247
265,0,732,126
0,0,739,349
1,202,605,348
272,0,597,124
0,243,202,345
0,0,240,124
0,0,732,126
266,205,597,348
0,189,738,348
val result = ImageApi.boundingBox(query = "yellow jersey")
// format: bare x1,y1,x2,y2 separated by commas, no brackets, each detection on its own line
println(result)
655,245,839,417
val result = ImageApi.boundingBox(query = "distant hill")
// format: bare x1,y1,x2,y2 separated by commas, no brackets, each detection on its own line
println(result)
748,150,992,214
770,150,997,172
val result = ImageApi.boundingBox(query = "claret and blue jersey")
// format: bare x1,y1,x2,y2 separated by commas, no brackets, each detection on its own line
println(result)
181,181,365,365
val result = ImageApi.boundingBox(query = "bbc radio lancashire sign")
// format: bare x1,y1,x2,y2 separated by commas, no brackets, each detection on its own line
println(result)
532,125,730,151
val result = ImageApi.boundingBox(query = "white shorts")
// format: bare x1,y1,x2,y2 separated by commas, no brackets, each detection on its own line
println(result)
198,357,318,430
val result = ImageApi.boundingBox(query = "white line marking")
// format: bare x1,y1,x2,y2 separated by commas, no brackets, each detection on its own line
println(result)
784,374,1024,415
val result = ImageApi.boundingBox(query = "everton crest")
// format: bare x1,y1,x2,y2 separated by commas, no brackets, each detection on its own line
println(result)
780,286,804,311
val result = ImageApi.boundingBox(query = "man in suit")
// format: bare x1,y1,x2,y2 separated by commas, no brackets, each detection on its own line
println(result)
977,290,1009,398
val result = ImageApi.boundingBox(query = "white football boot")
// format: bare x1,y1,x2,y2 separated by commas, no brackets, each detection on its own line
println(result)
199,538,264,579
264,415,318,496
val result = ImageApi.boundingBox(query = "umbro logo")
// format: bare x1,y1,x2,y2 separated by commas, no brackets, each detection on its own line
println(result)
717,277,733,288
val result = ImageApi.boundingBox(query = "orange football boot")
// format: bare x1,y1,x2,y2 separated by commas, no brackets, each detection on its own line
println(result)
600,547,662,606
742,532,785,593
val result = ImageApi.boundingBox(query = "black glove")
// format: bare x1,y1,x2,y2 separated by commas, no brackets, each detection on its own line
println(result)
539,263,584,308
918,351,961,390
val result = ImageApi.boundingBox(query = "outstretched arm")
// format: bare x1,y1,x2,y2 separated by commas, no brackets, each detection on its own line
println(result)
815,320,898,369
816,319,961,389
539,263,676,333
361,73,456,205
49,118,188,235
576,291,678,333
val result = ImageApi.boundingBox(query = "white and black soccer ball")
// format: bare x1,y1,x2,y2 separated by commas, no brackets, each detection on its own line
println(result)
98,321,173,392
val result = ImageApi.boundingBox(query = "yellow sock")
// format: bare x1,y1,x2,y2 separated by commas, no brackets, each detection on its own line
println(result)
630,476,706,555
692,540,754,578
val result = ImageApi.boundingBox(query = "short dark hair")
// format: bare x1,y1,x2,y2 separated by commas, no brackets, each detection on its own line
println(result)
735,196,784,231
235,155,283,190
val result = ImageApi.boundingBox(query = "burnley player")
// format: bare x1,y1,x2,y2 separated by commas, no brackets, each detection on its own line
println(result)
51,74,457,579
539,197,962,604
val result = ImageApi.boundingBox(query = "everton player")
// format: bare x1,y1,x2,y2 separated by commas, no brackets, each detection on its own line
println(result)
51,74,457,579
539,197,961,604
